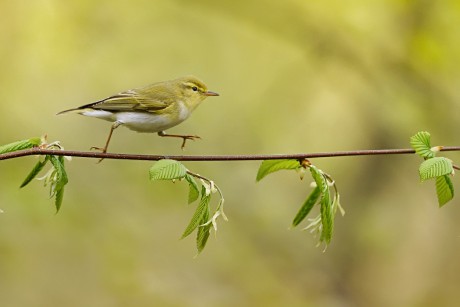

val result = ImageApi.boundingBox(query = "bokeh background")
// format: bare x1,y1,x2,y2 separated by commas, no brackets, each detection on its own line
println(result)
1,1,460,306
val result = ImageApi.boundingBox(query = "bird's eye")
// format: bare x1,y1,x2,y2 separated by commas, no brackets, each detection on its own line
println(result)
192,86,198,92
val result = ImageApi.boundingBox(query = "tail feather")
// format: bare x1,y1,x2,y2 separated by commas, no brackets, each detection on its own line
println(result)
56,108,82,115
57,98,108,115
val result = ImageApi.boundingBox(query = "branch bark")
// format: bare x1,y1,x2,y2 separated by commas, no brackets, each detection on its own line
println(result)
1,147,460,161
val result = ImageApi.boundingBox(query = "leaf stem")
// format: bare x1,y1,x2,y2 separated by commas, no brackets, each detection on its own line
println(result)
186,170,224,200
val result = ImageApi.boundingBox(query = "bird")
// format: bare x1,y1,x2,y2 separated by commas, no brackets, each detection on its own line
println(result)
57,76,219,156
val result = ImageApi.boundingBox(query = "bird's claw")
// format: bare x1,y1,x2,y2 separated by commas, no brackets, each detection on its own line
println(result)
90,146,106,152
180,135,201,149
89,146,107,163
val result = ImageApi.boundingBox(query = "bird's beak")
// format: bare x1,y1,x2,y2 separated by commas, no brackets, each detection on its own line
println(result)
204,91,219,96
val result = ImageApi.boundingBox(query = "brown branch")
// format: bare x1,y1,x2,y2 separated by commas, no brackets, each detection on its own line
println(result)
1,147,460,162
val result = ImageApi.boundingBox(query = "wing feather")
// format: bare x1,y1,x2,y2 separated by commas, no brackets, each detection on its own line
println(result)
81,84,176,113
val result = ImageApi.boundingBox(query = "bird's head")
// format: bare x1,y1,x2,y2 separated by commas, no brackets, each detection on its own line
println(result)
176,76,219,109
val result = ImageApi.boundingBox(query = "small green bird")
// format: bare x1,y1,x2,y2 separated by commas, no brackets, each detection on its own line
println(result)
58,76,219,154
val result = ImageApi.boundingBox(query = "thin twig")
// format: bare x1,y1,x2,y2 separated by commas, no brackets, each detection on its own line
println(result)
1,147,460,161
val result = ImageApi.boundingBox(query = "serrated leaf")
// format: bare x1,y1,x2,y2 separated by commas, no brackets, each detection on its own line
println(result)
55,186,65,213
58,155,67,181
196,205,211,253
292,186,321,227
196,224,212,253
49,155,69,191
185,174,200,204
149,159,187,181
256,159,301,181
0,137,41,154
436,175,454,207
320,189,333,243
20,157,49,188
181,187,211,239
410,131,434,159
419,157,453,181
28,137,41,146
310,166,333,244
48,155,68,213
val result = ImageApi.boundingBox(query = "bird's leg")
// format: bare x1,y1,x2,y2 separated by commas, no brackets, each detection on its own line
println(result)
91,121,122,162
157,131,201,149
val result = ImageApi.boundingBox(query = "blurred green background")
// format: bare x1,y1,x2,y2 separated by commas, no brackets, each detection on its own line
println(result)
1,0,460,306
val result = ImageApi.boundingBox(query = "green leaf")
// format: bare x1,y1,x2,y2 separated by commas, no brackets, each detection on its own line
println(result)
49,155,68,213
436,175,454,207
419,157,453,181
149,159,187,180
292,186,321,227
410,131,434,159
185,174,200,204
0,137,41,154
49,155,69,192
55,186,65,213
196,224,212,253
256,159,300,181
20,157,49,188
181,187,211,239
196,205,211,253
310,166,333,244
29,137,41,146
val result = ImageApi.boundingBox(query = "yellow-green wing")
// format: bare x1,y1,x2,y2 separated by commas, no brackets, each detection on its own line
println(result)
83,84,176,112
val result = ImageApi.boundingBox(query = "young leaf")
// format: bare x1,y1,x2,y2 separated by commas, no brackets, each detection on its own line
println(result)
20,157,49,188
196,205,212,253
149,159,187,180
419,157,453,181
49,155,68,213
256,159,300,181
292,186,321,227
436,175,454,207
181,188,211,239
410,131,434,159
55,186,65,213
0,137,41,154
310,166,333,244
29,137,42,146
185,174,200,204
49,155,69,192
197,223,212,253
320,188,333,243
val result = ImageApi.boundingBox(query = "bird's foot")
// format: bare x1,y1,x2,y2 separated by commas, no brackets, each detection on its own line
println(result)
90,146,108,163
157,131,201,149
179,135,201,149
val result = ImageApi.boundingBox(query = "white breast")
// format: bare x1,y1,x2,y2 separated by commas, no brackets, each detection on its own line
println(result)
79,101,192,133
116,102,192,133
115,112,174,132
177,101,191,121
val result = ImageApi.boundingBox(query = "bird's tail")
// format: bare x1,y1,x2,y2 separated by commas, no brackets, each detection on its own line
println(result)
56,107,82,115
